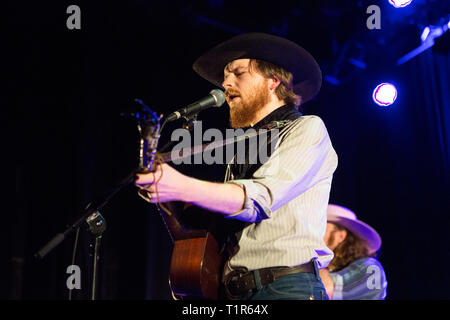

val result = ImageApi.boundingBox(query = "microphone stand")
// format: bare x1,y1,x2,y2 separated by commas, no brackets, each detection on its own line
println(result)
35,100,162,300
86,211,107,300
34,171,136,300
34,171,135,261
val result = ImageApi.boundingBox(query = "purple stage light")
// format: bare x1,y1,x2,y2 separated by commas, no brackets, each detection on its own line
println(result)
372,83,398,107
388,0,413,8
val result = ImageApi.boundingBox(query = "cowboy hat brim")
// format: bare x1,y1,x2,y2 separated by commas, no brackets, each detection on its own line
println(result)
192,32,322,104
327,206,382,254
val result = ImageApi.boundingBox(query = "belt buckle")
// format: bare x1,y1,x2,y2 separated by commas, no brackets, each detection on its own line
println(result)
224,269,250,300
259,268,276,286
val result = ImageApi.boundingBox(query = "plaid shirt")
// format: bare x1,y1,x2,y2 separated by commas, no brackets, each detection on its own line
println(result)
330,257,388,300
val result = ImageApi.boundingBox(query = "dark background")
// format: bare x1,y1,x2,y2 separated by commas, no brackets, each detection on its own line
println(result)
7,0,450,300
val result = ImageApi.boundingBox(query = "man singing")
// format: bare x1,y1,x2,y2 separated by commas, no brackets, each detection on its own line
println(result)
135,32,338,300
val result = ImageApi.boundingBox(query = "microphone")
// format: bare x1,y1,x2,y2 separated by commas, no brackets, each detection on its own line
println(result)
165,89,225,122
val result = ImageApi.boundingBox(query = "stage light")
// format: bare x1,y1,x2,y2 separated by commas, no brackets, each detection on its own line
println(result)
421,27,431,42
372,83,398,107
388,0,413,8
398,21,449,64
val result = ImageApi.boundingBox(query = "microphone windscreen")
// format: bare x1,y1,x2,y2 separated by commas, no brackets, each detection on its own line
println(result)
209,89,225,107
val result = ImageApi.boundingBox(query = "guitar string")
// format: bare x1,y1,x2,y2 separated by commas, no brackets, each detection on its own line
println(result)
148,160,176,244
153,158,174,217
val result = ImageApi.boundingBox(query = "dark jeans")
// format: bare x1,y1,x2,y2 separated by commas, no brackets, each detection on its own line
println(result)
223,259,328,300
241,259,328,300
246,272,328,300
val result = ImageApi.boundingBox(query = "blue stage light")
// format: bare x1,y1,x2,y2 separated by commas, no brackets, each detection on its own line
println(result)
421,27,431,42
388,0,413,8
372,83,398,107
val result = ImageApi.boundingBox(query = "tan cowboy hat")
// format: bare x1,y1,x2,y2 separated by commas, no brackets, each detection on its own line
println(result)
327,204,382,254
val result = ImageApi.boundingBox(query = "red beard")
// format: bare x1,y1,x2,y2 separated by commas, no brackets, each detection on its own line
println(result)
227,80,270,128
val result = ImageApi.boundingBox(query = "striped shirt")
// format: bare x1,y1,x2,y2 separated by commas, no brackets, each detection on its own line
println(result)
223,112,338,274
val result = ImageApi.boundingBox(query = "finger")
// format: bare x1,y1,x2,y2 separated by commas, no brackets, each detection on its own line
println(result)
135,172,156,185
135,175,146,185
137,184,157,193
137,189,152,202
136,184,149,190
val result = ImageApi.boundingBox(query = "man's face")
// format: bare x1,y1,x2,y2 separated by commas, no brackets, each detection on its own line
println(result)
324,222,347,251
222,59,270,128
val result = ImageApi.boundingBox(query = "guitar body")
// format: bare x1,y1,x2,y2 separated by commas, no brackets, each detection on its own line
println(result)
170,233,222,299
159,202,225,300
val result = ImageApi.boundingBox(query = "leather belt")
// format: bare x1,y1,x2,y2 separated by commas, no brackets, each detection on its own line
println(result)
223,261,315,299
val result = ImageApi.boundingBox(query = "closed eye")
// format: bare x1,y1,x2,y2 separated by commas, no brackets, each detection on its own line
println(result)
223,67,248,82
235,70,247,77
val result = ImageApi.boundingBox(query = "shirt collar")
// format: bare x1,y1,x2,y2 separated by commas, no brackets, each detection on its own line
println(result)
249,105,302,130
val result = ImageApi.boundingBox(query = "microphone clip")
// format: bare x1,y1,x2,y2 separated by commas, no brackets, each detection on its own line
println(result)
181,113,199,131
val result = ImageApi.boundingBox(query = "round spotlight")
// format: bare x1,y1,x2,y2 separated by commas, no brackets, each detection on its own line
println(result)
388,0,413,8
372,83,398,107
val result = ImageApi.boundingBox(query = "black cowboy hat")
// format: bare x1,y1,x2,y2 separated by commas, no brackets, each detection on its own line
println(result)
193,32,322,103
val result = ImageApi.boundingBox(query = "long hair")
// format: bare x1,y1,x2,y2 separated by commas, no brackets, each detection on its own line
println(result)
327,224,377,272
249,59,302,109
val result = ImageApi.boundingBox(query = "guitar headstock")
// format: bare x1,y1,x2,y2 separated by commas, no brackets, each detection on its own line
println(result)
135,99,163,173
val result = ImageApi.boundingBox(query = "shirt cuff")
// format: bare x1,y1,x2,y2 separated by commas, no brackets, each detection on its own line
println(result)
225,180,272,223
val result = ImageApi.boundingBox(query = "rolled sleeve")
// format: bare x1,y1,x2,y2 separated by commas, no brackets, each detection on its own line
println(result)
225,116,338,223
225,180,272,223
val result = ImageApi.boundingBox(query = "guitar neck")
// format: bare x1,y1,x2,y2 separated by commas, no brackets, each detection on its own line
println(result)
157,126,282,164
